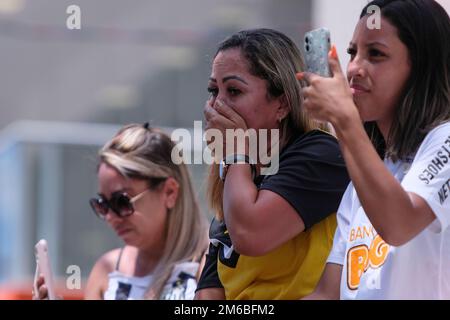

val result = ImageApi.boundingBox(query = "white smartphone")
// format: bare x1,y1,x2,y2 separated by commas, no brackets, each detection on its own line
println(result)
304,27,332,77
33,239,56,300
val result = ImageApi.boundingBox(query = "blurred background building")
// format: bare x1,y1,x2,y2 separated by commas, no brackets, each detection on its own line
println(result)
0,0,448,298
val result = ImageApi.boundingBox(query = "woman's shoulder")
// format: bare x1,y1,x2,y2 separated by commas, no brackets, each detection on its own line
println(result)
92,248,123,275
85,248,124,299
426,122,450,138
415,121,450,155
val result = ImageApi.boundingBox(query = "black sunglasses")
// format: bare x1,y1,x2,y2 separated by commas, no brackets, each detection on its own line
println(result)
89,189,150,220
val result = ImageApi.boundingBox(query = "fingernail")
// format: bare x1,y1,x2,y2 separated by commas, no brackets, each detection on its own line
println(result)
296,72,304,80
330,45,338,59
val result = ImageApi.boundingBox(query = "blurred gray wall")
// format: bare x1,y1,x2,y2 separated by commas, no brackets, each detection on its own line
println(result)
0,0,314,286
0,0,313,128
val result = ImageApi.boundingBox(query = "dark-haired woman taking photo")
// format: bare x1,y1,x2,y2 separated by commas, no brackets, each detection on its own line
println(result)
301,0,450,299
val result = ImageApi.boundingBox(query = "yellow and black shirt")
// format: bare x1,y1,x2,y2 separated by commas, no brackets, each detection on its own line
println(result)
197,130,350,299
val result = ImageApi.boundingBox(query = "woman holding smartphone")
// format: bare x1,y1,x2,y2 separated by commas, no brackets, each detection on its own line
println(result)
35,123,208,300
195,28,350,300
301,0,450,299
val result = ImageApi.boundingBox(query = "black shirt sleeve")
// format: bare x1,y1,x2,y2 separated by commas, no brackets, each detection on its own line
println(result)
196,218,226,291
258,130,350,230
196,242,223,291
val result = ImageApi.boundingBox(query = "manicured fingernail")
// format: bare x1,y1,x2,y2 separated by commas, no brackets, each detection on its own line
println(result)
330,45,338,59
296,72,304,80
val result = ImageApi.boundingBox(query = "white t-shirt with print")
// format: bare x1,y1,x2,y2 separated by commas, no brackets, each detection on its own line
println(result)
103,261,199,300
327,122,450,300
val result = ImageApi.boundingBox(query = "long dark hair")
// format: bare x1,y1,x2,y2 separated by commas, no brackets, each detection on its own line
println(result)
361,0,450,160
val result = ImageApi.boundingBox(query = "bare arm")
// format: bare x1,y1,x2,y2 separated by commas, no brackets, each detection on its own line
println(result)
303,263,342,300
223,164,305,256
333,120,435,246
194,288,226,300
84,250,118,300
204,99,306,257
301,51,436,246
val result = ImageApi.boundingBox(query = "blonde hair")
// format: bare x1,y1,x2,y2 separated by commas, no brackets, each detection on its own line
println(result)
99,123,208,299
207,29,329,220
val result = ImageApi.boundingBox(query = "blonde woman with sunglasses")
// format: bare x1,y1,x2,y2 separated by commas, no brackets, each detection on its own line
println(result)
35,123,208,300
